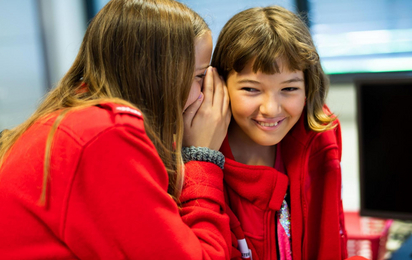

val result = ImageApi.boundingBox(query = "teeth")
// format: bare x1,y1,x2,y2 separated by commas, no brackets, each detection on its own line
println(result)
258,121,278,127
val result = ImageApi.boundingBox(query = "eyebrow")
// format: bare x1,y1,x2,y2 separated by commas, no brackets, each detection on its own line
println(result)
237,79,261,84
195,65,209,72
237,77,304,85
281,77,304,84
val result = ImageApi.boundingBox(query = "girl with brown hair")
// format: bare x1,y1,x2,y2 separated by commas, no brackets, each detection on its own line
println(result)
0,0,231,259
211,5,364,260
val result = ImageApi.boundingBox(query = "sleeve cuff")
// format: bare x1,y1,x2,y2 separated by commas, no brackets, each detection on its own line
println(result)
180,161,225,208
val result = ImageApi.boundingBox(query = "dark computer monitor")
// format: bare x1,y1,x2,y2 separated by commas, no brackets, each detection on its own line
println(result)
356,76,412,220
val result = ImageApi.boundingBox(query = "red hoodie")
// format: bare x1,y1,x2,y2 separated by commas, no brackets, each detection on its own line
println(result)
0,103,230,259
221,108,351,260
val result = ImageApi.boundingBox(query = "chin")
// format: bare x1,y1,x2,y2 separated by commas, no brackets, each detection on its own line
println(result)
252,138,281,147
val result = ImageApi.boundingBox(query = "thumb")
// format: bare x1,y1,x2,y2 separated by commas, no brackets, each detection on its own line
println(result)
183,93,204,127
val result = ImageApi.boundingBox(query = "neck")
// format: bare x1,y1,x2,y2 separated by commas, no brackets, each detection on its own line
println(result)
228,122,276,167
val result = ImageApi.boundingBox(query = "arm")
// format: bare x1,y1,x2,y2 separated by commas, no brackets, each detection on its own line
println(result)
63,124,230,259
178,66,232,258
306,122,348,260
180,161,231,259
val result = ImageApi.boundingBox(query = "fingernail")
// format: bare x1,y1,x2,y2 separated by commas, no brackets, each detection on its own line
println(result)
198,93,203,99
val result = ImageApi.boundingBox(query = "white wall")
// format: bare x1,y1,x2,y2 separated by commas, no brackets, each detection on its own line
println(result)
38,0,87,88
0,0,46,129
0,0,86,130
327,83,360,211
180,0,296,46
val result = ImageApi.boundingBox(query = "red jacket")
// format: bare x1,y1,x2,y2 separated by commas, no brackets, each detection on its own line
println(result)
221,109,349,260
0,103,230,259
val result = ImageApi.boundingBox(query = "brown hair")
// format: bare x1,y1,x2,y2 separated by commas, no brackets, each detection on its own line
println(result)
0,0,209,203
211,6,336,132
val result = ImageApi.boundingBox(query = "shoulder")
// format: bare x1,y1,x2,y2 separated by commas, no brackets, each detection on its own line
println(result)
312,104,342,151
59,103,146,146
308,119,342,162
283,105,342,156
311,124,340,148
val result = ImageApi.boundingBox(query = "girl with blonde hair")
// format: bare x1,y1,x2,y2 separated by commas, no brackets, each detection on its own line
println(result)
0,0,231,259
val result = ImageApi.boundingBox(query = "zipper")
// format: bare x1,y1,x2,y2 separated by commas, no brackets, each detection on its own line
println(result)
265,210,270,259
300,179,307,258
300,135,316,259
265,210,276,259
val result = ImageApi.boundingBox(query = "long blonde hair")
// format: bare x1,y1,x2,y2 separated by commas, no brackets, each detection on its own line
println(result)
212,6,336,132
0,0,209,203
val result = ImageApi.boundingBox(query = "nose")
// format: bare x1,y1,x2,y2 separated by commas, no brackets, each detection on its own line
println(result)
260,94,280,117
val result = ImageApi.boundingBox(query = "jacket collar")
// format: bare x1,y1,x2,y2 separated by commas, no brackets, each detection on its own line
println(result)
221,136,288,211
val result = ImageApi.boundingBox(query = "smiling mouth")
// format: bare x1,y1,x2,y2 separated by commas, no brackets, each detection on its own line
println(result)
253,119,284,127
257,121,279,127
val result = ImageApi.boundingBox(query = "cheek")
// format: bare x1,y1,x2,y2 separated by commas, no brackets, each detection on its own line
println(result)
230,95,256,118
285,97,306,117
184,81,201,110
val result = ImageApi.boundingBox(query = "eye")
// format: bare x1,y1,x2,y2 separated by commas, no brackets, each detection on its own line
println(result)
241,87,259,92
196,73,205,79
195,72,206,83
282,87,298,92
194,74,204,84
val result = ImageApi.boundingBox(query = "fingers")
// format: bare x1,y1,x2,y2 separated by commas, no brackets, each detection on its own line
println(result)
225,107,232,126
202,67,214,106
183,67,230,150
200,67,229,118
212,68,225,107
221,76,230,115
183,93,204,127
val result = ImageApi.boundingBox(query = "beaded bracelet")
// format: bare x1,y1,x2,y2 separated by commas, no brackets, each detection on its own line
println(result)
182,146,225,169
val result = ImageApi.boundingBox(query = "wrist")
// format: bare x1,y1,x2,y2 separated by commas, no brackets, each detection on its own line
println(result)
182,146,225,169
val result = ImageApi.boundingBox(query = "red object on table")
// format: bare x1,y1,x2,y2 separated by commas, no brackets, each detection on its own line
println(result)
345,211,393,260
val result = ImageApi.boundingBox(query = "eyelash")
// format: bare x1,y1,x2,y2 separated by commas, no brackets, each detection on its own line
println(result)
241,87,258,92
241,87,299,93
196,74,205,79
195,74,205,83
282,87,298,91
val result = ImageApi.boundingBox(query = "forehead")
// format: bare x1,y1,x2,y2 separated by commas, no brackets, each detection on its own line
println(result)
195,32,212,70
230,58,304,82
232,55,304,76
